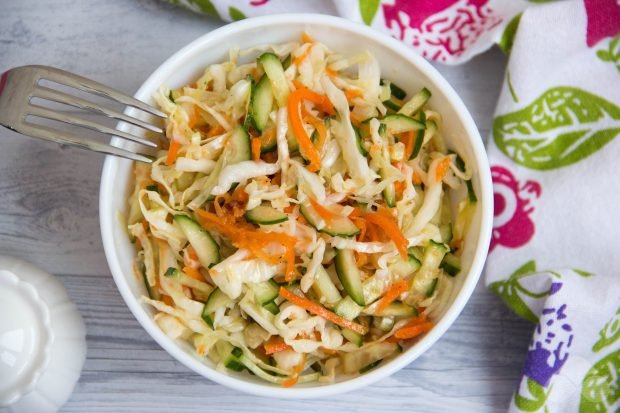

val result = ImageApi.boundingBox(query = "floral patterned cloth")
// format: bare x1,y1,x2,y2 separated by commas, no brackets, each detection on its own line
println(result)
170,0,619,410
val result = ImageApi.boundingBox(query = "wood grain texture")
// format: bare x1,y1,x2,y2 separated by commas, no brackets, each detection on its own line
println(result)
0,1,532,412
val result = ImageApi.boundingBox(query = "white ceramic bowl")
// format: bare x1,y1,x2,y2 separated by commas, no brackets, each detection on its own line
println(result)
100,14,493,398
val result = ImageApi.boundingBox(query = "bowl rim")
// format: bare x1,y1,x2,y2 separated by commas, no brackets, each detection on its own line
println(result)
100,13,493,398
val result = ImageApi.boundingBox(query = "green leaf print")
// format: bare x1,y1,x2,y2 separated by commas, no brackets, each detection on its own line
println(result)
593,307,620,353
228,6,246,21
489,260,540,323
498,13,522,55
187,0,219,18
359,0,381,26
580,350,620,413
493,87,620,170
515,378,552,412
596,35,620,73
573,268,594,277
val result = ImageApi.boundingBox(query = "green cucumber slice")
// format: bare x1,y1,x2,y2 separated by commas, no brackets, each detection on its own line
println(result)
201,288,232,328
174,215,220,268
334,249,365,306
398,87,431,117
258,52,289,108
250,280,280,305
311,265,342,305
334,296,363,320
299,200,359,237
381,114,425,134
440,253,461,277
251,74,274,132
245,205,288,225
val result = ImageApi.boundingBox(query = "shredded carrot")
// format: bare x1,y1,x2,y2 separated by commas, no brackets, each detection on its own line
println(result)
325,67,337,77
186,246,198,261
308,197,340,222
165,139,180,166
231,185,249,204
355,252,368,267
394,321,434,340
197,210,297,280
349,111,363,126
206,124,225,138
401,131,414,160
187,106,200,128
213,194,229,217
412,171,422,185
363,210,408,259
264,336,292,355
301,32,313,43
288,88,324,172
345,89,363,102
294,43,313,66
162,295,174,306
435,157,451,182
251,137,261,161
279,287,368,335
182,266,204,281
351,216,367,241
375,280,409,314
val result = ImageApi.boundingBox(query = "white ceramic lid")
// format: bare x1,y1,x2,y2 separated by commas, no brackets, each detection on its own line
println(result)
0,256,86,413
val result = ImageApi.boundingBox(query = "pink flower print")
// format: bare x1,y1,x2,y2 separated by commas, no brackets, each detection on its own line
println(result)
249,0,269,6
382,0,502,62
584,0,620,47
490,165,541,252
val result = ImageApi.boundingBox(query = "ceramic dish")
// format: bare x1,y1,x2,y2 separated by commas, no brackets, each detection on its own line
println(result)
100,14,493,398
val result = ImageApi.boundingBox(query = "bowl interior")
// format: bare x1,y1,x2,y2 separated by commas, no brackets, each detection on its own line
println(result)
100,14,491,398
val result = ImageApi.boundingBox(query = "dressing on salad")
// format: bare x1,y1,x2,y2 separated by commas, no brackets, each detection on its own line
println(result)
127,33,477,386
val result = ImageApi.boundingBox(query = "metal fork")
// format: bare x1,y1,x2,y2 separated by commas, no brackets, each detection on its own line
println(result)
0,65,167,163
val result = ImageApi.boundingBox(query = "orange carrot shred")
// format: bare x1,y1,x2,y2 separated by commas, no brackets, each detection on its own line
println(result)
251,137,261,161
293,44,313,66
182,266,204,281
279,287,368,335
344,89,363,102
394,321,434,340
363,211,408,259
325,67,337,77
412,171,422,185
375,280,409,314
165,139,180,166
264,336,292,355
206,124,225,138
308,197,340,222
288,88,323,171
301,32,313,43
435,157,451,182
162,295,174,306
401,131,414,160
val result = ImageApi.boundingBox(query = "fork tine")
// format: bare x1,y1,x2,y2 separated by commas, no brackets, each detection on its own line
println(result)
32,85,164,134
33,65,167,118
18,122,153,163
27,104,159,148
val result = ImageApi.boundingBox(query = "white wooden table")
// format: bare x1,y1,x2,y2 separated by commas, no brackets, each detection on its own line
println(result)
0,1,533,412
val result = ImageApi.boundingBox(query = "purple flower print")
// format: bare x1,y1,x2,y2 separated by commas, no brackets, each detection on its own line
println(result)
523,301,574,387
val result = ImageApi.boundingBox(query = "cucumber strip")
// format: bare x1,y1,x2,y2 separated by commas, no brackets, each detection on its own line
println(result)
381,114,425,135
174,215,221,268
201,287,232,327
374,302,418,317
410,111,426,159
398,87,431,116
374,316,395,332
377,123,396,207
380,79,407,100
258,52,289,107
440,253,461,277
334,296,363,321
439,223,453,244
425,278,439,297
299,199,359,237
362,275,388,305
311,265,342,305
226,125,252,164
281,54,292,70
455,154,478,204
341,327,363,347
389,255,421,278
141,263,161,300
250,280,280,305
164,267,214,295
245,205,288,225
259,130,277,153
262,301,280,315
342,342,398,374
424,240,448,269
215,341,245,371
352,124,368,156
383,99,402,112
334,249,365,306
359,359,382,374
251,74,273,132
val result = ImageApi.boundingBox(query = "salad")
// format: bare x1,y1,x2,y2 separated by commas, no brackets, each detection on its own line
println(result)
127,33,477,386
